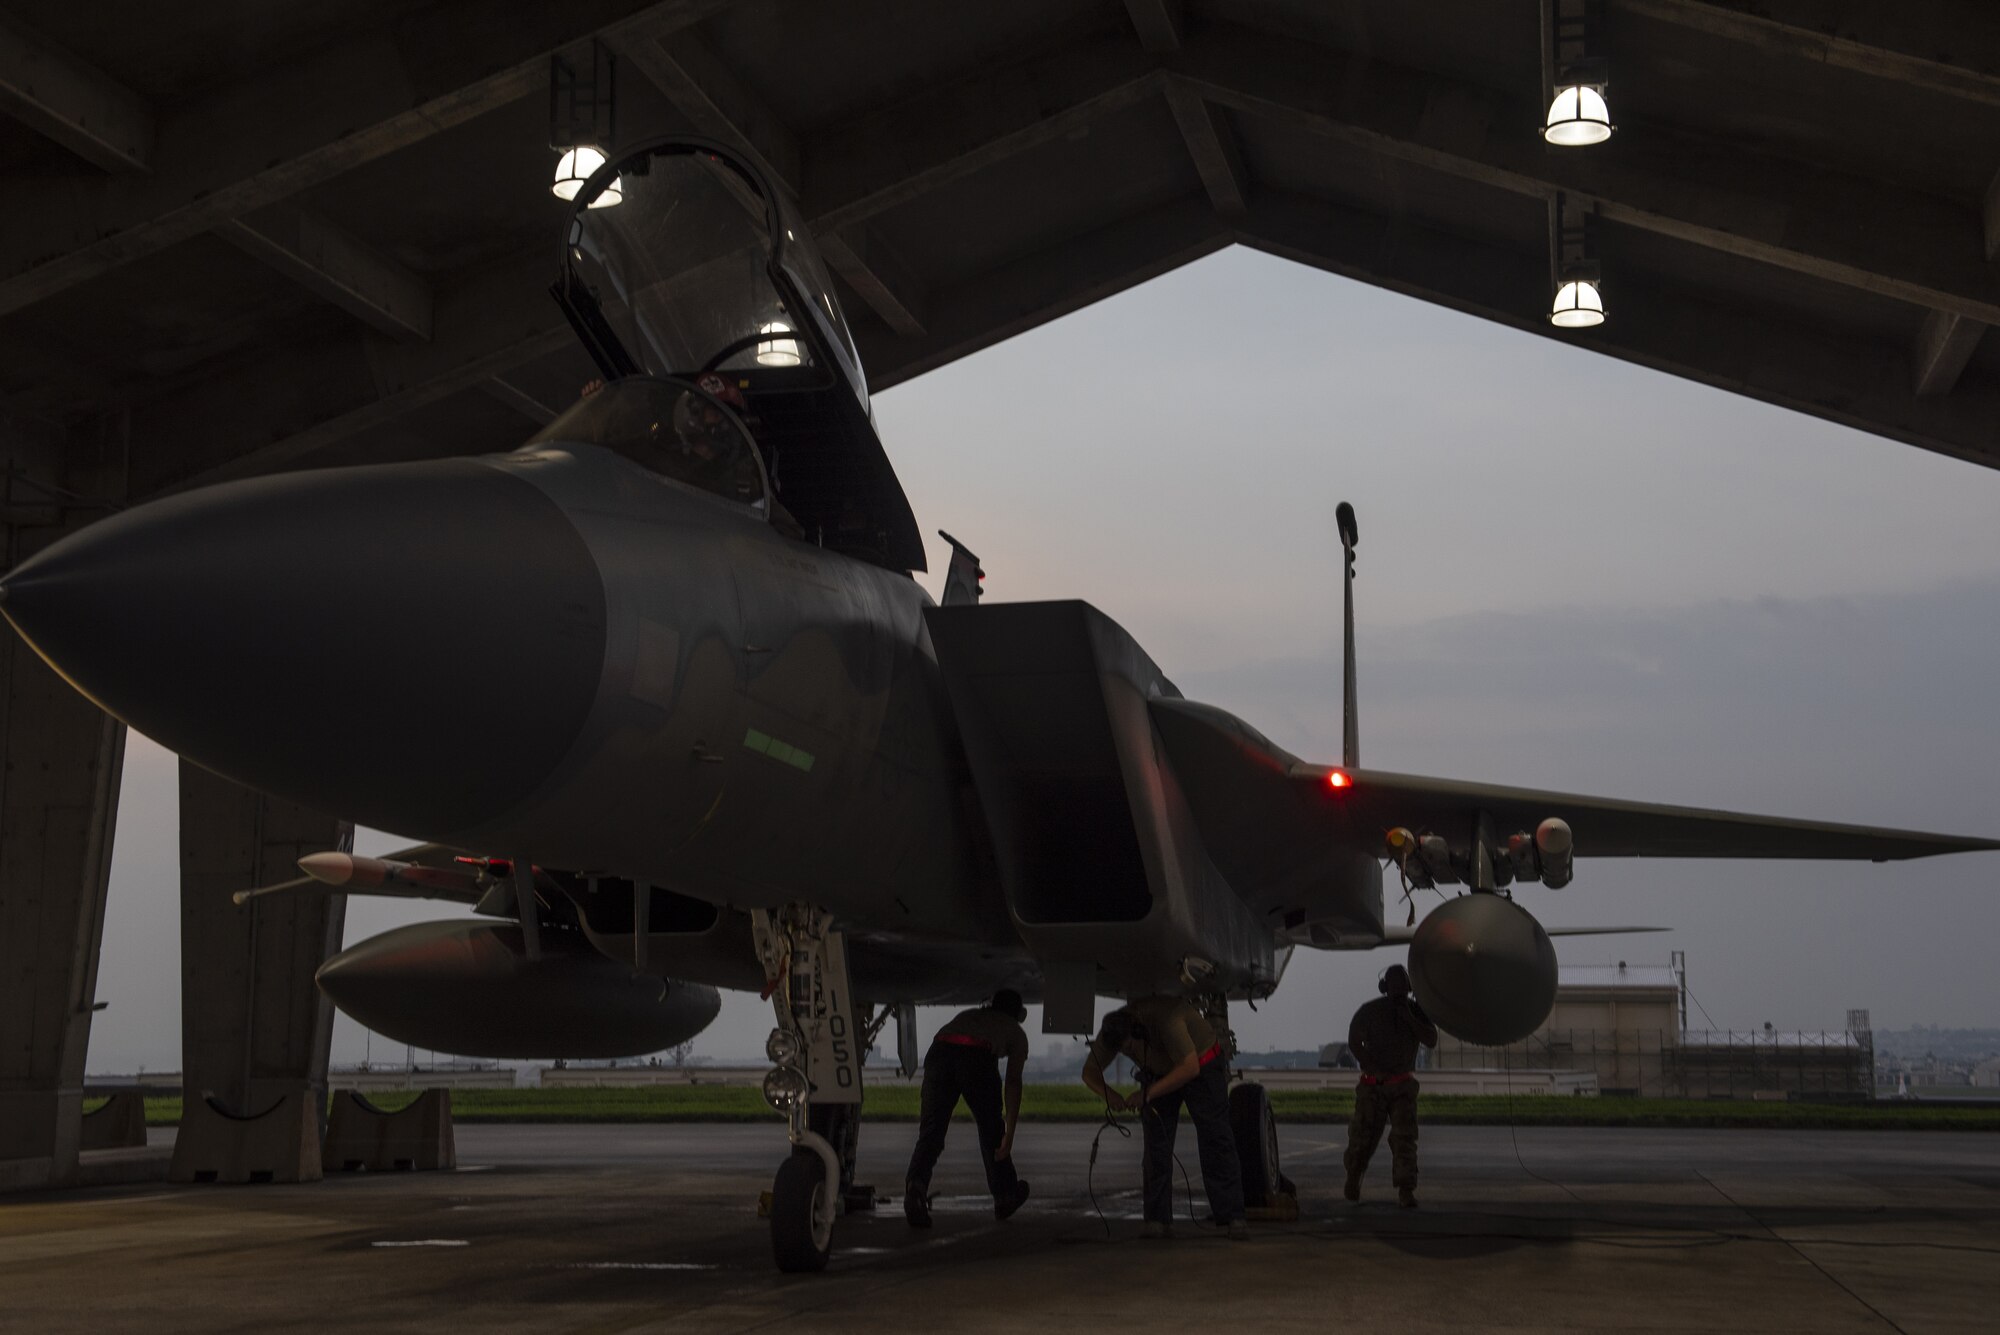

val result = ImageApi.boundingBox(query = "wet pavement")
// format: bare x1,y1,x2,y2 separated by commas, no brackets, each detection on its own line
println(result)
3,1121,1996,1332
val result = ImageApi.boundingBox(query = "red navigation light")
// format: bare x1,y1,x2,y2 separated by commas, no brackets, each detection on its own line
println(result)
1327,769,1352,789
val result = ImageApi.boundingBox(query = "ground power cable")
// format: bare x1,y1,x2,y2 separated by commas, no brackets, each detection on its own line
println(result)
1086,1102,1130,1236
1697,1169,1910,1334
1501,1044,1588,1205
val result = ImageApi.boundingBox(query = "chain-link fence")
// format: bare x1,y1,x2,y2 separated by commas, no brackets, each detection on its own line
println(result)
1424,1028,1872,1099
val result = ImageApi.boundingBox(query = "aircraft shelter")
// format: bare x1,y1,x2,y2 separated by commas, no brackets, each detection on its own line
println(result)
3,0,1999,1189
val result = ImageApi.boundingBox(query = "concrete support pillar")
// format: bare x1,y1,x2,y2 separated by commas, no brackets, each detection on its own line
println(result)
169,762,345,1183
0,412,141,1193
0,633,124,1192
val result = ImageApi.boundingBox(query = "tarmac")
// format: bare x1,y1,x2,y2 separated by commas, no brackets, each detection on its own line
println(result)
3,1121,1996,1333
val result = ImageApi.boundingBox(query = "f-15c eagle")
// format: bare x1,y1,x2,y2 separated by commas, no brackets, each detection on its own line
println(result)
4,138,1991,1272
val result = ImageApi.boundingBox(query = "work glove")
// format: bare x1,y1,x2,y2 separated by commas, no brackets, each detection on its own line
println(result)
1407,998,1429,1025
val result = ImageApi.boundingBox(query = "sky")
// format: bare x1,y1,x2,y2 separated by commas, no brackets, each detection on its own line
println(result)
85,246,2000,1074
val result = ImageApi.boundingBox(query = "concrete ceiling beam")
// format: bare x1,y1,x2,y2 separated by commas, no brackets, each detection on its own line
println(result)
1164,78,1248,221
1985,169,2000,262
1123,0,1184,54
821,224,928,337
0,11,154,173
1618,0,2000,108
1175,23,2000,326
0,0,736,320
1911,309,1985,397
857,194,1228,390
1236,189,2000,471
218,204,434,342
610,28,928,337
143,250,571,496
610,26,799,190
802,38,1163,233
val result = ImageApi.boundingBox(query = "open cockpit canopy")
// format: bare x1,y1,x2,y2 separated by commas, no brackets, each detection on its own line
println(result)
551,138,923,571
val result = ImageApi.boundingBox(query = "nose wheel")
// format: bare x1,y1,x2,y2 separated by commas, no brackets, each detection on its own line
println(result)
770,1149,833,1272
753,904,862,1273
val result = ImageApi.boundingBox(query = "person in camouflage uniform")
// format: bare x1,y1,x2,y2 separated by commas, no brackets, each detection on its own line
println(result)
1343,963,1438,1208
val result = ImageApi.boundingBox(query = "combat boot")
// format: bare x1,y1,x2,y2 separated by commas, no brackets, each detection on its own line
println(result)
996,1180,1031,1221
1343,1172,1361,1203
1398,1187,1418,1209
904,1179,933,1228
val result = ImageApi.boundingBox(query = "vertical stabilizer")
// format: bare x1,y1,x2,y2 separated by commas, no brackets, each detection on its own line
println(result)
938,529,984,607
1336,502,1359,768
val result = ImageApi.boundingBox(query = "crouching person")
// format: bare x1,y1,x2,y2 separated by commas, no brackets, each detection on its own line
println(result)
1082,996,1247,1240
904,990,1033,1226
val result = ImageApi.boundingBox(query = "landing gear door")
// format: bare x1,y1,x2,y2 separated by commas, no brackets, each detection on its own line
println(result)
804,931,862,1104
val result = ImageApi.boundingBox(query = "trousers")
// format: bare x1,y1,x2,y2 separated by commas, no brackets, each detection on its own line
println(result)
905,1043,1019,1201
1139,1059,1246,1225
1344,1077,1420,1189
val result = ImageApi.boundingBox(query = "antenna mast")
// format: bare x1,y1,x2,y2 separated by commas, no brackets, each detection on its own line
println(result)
1336,502,1359,768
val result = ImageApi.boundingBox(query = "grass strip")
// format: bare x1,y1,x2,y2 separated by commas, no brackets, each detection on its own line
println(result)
137,1086,2000,1131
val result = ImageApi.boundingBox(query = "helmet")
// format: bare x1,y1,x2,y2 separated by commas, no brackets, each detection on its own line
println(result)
672,375,746,456
693,372,746,410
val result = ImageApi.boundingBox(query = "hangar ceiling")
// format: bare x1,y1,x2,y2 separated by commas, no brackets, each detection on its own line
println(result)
1,0,1997,511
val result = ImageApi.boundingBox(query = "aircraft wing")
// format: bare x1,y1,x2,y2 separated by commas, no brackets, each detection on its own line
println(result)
1376,922,1669,943
1300,764,2000,861
1149,697,1999,878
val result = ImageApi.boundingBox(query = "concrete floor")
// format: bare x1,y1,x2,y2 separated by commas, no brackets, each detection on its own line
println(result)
3,1121,1996,1333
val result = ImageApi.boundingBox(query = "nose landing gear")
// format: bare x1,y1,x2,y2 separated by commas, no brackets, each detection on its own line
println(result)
753,904,863,1273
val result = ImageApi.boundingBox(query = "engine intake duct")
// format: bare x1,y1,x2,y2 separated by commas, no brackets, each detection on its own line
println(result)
926,600,1274,995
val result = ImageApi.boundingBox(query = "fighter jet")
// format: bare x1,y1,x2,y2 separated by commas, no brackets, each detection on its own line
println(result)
3,138,1993,1271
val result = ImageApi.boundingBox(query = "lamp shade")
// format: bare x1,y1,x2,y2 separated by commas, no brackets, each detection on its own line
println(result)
553,146,623,208
756,321,802,367
1543,85,1613,146
1550,279,1606,327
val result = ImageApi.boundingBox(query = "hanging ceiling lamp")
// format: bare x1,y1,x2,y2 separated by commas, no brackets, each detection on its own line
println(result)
549,44,620,206
756,321,802,367
552,146,622,208
1543,84,1613,146
1549,278,1605,327
1541,1,1612,147
1548,190,1605,328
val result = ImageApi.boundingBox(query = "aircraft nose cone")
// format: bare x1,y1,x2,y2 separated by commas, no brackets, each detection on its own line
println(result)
0,459,605,835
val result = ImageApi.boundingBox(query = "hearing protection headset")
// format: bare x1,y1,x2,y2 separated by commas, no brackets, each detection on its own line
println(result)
991,989,1028,1023
1378,964,1412,995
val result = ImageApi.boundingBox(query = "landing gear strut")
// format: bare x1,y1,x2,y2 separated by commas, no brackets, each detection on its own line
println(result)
753,904,862,1272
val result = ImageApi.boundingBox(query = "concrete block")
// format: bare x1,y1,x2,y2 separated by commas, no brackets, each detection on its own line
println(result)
168,1088,321,1184
80,1092,148,1150
321,1089,455,1173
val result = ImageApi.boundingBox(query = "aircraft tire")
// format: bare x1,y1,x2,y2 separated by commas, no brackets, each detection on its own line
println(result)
770,1149,832,1273
1229,1081,1282,1208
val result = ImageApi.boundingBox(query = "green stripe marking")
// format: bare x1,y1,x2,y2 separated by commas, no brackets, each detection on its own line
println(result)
743,728,814,772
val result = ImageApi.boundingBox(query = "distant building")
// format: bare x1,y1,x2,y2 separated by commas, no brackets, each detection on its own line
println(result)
1425,952,1873,1100
1972,1056,2000,1089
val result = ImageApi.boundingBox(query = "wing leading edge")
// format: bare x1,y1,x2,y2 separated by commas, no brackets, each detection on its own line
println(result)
1299,763,2000,861
1149,697,1999,868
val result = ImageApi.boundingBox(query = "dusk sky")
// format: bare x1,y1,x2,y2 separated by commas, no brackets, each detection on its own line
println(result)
86,246,2000,1074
